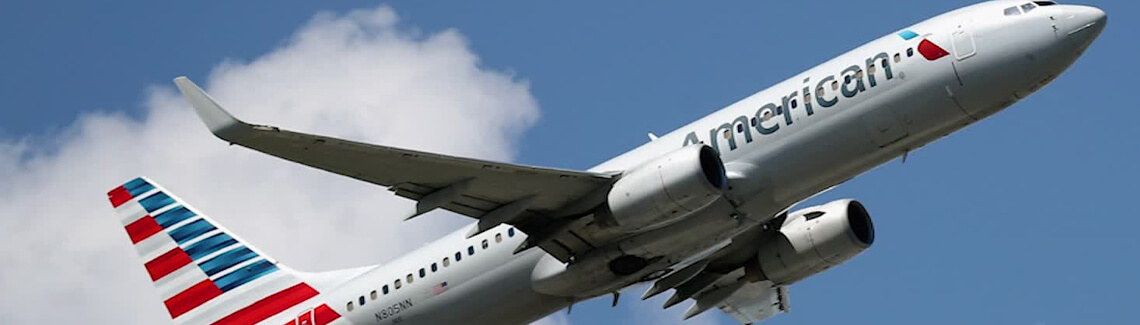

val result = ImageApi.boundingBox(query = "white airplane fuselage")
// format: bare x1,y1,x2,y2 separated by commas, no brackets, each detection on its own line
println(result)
317,2,1105,324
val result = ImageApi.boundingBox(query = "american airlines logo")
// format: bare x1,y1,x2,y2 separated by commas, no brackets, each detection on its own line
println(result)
683,30,949,153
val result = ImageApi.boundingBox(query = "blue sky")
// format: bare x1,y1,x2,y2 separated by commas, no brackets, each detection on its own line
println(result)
1,0,1137,324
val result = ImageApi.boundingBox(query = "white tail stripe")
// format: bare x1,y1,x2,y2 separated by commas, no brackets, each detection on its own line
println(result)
116,201,149,226
157,264,209,300
136,234,177,262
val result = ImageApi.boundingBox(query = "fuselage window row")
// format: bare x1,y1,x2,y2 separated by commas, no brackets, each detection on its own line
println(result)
346,228,516,313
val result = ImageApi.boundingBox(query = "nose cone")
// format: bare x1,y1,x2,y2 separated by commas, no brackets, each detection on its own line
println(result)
1061,5,1107,42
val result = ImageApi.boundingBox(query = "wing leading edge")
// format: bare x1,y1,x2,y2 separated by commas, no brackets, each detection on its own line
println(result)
172,77,615,261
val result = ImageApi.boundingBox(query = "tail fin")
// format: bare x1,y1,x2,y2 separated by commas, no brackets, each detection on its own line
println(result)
108,177,343,325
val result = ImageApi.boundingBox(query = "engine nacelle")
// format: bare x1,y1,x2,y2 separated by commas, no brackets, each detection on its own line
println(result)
756,199,875,284
603,145,728,233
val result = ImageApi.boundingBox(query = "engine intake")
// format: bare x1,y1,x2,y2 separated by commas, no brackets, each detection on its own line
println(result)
603,145,727,233
755,199,875,284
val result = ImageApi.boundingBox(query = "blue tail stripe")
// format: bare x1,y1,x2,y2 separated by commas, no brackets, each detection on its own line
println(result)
153,206,197,228
184,233,238,260
139,192,176,212
168,219,216,244
215,259,278,292
124,178,155,196
199,247,258,276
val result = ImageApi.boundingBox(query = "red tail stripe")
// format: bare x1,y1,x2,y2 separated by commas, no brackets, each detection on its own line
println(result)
165,280,224,318
213,283,320,325
145,248,193,281
125,215,162,244
108,186,133,208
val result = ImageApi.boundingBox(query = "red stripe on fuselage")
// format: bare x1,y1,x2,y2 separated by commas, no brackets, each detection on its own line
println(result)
125,215,162,244
145,248,193,281
213,283,320,325
282,304,340,325
108,186,133,208
918,39,950,61
165,279,223,318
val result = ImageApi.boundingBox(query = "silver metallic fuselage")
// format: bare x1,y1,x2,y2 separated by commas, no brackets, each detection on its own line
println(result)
330,2,1105,324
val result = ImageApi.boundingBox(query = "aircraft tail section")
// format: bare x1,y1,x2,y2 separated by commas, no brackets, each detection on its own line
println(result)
108,177,347,325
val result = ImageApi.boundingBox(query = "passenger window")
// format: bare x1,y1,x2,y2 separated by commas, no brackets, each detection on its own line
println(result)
775,106,783,115
1021,3,1036,12
432,263,439,272
893,53,901,63
407,274,414,284
831,80,839,90
735,123,744,132
790,99,797,108
371,290,378,300
395,279,402,289
803,93,811,105
359,296,366,306
844,75,851,84
468,246,475,256
443,257,451,267
383,285,390,294
455,252,462,261
347,301,354,312
482,239,489,249
907,48,914,57
722,129,731,139
495,233,503,243
750,117,757,126
855,70,864,79
816,87,825,97
508,228,515,237
868,64,877,74
419,268,426,278
881,59,889,68
1004,6,1021,16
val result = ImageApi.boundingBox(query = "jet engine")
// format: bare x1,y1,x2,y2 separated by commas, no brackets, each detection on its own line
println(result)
755,199,875,284
602,145,728,233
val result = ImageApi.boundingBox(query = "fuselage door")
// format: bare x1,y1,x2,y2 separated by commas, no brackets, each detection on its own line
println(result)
951,24,977,60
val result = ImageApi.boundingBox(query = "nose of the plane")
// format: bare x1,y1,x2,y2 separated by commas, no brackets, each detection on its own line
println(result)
1059,5,1107,42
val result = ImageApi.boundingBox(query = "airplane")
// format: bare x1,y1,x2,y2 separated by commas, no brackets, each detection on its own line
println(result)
106,1,1105,324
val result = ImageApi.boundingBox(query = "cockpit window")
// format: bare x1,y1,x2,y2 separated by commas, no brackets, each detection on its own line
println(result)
1033,1,1056,6
1021,3,1037,13
1004,6,1021,16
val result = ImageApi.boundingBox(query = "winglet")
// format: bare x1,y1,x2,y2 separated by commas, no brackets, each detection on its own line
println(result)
173,76,252,142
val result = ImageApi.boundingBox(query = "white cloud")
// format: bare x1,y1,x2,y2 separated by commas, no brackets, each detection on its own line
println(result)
0,6,539,324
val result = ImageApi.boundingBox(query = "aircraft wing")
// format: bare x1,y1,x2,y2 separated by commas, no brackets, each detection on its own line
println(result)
173,77,615,261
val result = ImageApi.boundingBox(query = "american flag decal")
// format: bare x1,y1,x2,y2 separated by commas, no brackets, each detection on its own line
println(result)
431,281,449,296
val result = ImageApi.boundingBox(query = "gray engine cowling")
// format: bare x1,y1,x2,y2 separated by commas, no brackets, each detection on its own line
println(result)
602,145,728,233
756,199,875,284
